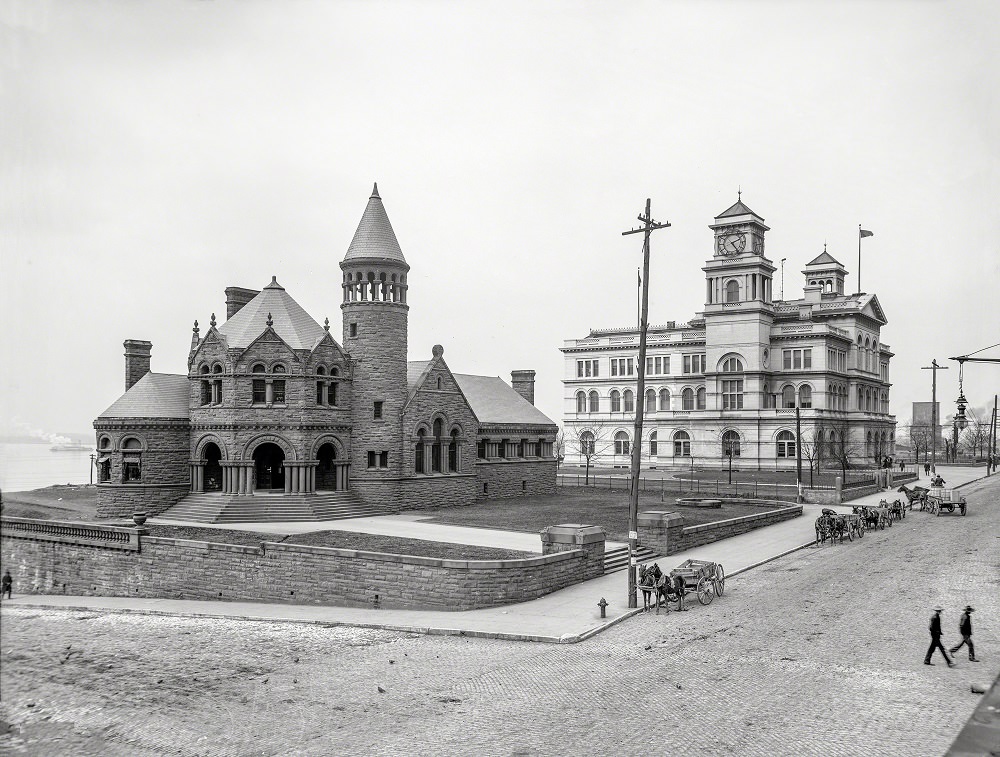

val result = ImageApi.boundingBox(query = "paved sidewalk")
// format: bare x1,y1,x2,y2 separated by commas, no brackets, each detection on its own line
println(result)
6,466,988,644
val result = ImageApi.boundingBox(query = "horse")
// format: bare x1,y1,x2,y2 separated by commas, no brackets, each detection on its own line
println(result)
815,511,836,546
854,504,879,531
638,565,656,612
887,498,906,521
897,485,928,511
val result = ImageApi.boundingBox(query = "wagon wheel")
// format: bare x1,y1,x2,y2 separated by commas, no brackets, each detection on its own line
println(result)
857,522,864,538
961,504,967,516
714,564,725,596
845,524,853,542
886,514,892,527
697,576,714,605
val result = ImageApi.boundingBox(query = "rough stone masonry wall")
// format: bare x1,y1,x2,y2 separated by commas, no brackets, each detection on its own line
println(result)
476,459,557,499
639,504,802,556
93,422,190,518
1,522,592,611
397,474,477,510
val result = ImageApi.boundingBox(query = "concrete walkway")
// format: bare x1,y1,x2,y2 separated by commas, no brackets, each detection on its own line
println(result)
6,466,987,644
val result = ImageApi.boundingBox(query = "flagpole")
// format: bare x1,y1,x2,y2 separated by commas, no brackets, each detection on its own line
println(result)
857,224,862,295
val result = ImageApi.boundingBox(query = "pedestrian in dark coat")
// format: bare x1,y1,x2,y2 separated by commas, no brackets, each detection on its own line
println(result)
949,606,979,661
924,462,931,476
1,569,11,600
924,608,955,666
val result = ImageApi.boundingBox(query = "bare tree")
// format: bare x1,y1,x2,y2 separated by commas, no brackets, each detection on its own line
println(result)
820,417,866,479
798,428,823,488
565,421,618,485
902,420,934,463
960,408,991,459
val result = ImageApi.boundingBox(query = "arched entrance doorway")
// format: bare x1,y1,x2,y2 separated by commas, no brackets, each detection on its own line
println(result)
253,443,285,491
203,442,223,491
316,443,338,491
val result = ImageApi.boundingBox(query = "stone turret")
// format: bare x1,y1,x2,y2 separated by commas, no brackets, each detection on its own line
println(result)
340,184,411,503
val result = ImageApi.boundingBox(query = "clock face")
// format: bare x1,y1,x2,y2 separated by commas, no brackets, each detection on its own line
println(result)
717,232,746,256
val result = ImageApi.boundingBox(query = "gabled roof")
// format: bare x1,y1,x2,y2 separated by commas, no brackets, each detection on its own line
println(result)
98,373,190,419
717,199,762,220
407,360,433,393
858,293,888,324
806,251,844,267
343,183,406,264
452,373,555,426
218,277,325,350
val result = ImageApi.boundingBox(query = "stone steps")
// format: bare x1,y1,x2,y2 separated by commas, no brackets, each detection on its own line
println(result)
603,544,660,574
158,492,389,524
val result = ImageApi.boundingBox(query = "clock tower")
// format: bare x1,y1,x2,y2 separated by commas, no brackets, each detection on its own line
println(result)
701,195,777,407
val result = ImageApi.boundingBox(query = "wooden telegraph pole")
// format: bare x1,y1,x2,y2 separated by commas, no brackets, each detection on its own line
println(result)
921,360,948,475
622,199,670,609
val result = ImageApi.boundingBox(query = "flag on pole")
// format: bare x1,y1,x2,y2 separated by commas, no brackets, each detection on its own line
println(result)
860,229,874,238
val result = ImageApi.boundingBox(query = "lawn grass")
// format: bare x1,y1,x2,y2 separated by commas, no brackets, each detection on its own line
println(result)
1,485,99,520
418,489,789,542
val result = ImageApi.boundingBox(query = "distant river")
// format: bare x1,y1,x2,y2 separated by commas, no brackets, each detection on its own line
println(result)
0,443,96,493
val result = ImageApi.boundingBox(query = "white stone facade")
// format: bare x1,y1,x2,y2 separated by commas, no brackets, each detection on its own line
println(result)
561,198,896,471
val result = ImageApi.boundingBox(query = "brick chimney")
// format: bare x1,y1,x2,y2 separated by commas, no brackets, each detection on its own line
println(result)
225,287,260,320
511,370,536,405
124,340,152,391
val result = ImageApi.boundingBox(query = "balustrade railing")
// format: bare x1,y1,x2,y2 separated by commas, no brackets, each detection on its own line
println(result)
1,517,141,551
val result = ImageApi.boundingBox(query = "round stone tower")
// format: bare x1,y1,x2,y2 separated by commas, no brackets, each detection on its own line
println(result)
340,183,410,502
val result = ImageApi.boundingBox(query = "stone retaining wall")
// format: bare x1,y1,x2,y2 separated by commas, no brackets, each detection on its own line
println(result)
1,517,604,611
638,503,802,556
476,459,557,499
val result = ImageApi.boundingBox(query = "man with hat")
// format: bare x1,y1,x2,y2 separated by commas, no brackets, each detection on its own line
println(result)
924,607,955,667
949,606,979,662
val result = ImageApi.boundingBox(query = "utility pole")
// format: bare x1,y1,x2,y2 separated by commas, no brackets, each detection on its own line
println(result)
89,453,95,485
921,360,948,475
795,405,803,499
622,198,670,609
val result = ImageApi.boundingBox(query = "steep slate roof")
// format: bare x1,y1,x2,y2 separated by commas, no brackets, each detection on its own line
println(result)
218,277,325,350
806,251,843,266
407,360,432,390
98,373,190,419
452,374,555,426
717,199,762,219
343,183,406,264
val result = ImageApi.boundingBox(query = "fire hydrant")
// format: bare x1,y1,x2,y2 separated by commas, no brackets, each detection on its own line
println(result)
598,597,608,618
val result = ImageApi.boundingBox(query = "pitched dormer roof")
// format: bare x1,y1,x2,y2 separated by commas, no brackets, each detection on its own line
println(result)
218,277,325,350
343,183,406,264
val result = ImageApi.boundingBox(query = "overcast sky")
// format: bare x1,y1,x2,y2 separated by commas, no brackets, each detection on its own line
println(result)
2,0,998,440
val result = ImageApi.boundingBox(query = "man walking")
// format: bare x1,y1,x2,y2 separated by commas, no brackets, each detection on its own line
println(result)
1,569,11,600
949,606,979,662
924,607,955,667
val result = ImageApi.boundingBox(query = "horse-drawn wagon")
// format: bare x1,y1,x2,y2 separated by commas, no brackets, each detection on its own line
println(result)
925,487,967,516
816,508,864,545
638,559,725,613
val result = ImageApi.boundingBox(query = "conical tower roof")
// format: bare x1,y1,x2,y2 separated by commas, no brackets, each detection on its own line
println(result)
218,277,325,349
343,183,406,264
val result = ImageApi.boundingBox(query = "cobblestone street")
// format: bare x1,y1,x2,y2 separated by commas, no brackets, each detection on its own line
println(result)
2,475,998,756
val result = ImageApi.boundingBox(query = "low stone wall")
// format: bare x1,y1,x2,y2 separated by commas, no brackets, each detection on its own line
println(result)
638,502,802,556
1,517,604,611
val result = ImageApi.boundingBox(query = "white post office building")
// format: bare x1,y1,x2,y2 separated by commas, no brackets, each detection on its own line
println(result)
561,197,895,470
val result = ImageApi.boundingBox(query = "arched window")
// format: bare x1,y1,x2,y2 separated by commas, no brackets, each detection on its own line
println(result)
721,357,744,373
588,390,600,413
271,364,286,374
432,418,444,473
122,437,142,482
649,431,658,456
580,431,595,456
213,364,223,374
614,431,630,456
725,280,739,302
576,391,587,413
673,430,691,457
610,389,621,412
866,431,873,458
449,428,459,472
722,430,741,457
776,430,796,458
799,385,812,408
623,389,634,413
782,385,796,408
415,428,426,474
200,364,210,375
317,366,326,376
330,367,339,377
645,389,656,413
659,388,670,410
682,387,694,410
857,386,864,410
696,387,706,410
866,387,873,412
